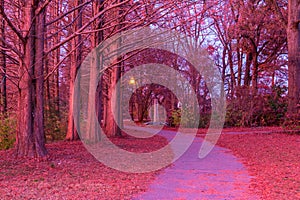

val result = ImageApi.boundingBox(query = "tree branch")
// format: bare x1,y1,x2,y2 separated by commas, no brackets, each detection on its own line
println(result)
0,5,24,42
35,0,52,16
46,0,92,26
0,37,23,59
44,34,88,81
45,0,130,54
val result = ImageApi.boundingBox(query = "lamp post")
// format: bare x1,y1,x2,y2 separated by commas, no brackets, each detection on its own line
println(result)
129,77,137,121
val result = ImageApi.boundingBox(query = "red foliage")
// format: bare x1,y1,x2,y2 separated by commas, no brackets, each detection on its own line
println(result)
0,134,170,199
215,131,300,200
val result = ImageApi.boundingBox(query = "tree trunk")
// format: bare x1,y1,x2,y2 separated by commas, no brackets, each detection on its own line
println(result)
44,53,51,113
16,1,48,158
86,51,101,142
85,0,105,142
244,52,252,87
251,51,258,94
287,0,300,114
66,0,83,141
101,0,122,137
0,0,6,114
54,2,61,119
237,39,242,87
228,43,235,97
221,48,226,86
103,66,121,137
33,5,47,156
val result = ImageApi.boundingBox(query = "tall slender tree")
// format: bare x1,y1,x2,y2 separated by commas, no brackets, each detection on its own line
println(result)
0,0,6,114
287,0,300,114
66,0,83,141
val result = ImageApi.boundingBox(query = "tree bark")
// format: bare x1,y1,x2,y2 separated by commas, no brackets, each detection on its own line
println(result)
228,43,235,97
244,52,252,87
16,0,48,158
33,4,48,156
251,51,258,94
66,0,83,141
237,39,242,87
0,0,6,114
103,66,122,137
85,0,105,142
54,1,61,119
287,0,300,114
101,0,123,137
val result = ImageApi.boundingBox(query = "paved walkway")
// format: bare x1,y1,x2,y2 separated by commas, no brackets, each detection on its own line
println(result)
127,126,259,200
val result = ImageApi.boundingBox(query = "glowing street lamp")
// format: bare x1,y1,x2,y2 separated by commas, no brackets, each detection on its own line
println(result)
129,77,136,85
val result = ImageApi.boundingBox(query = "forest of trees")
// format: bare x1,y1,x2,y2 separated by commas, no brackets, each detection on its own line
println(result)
0,0,299,159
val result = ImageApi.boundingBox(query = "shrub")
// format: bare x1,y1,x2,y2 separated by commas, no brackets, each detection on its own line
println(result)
225,85,287,127
169,109,181,127
169,106,204,128
283,113,300,131
0,115,16,150
168,85,288,128
45,106,67,142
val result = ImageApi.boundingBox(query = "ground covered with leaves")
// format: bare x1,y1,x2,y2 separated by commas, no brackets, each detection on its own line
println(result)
213,129,299,200
0,132,171,199
1,127,299,199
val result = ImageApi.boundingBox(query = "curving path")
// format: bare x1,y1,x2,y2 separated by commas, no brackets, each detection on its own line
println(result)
126,126,259,200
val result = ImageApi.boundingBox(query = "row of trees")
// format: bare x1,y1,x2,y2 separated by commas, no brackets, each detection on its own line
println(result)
0,0,299,158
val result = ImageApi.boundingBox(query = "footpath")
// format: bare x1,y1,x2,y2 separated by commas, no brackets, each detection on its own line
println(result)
127,126,259,200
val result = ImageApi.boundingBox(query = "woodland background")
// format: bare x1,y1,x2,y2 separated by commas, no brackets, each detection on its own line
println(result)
0,0,299,158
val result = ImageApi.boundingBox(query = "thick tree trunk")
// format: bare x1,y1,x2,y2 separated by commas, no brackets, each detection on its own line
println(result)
287,0,300,114
16,1,48,158
103,66,121,137
101,0,122,137
33,5,47,157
